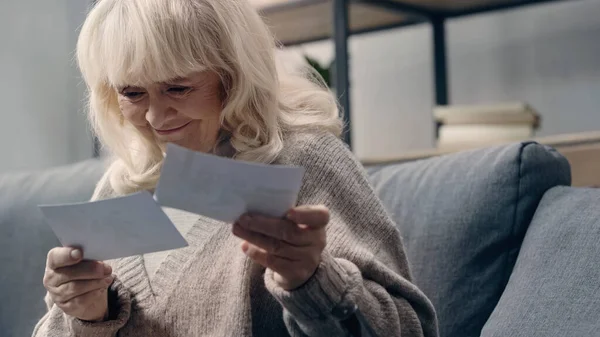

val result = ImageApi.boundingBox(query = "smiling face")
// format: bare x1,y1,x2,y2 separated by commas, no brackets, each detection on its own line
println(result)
116,71,224,153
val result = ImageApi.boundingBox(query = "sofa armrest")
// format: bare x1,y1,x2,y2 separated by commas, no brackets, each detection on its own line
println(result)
482,186,600,337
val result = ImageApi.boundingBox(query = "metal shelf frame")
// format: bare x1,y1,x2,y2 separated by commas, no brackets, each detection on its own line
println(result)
275,0,569,147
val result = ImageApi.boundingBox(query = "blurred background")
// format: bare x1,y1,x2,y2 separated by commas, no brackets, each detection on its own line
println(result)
1,0,599,172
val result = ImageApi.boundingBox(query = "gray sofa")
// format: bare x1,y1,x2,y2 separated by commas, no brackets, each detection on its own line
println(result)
1,142,599,337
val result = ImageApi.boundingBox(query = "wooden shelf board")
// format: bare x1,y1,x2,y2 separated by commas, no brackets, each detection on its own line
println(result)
254,0,566,45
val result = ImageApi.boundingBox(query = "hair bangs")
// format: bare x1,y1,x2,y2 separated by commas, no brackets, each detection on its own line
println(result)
84,0,216,89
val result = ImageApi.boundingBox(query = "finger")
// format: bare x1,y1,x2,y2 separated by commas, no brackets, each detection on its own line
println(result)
57,287,108,321
47,261,112,287
287,205,330,229
51,276,114,304
241,242,316,285
233,223,307,260
237,214,311,246
241,241,294,272
47,247,83,270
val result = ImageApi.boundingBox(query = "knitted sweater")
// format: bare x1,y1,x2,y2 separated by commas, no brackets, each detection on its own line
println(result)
32,132,438,337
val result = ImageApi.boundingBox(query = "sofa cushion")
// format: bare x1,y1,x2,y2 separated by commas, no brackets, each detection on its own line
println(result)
481,186,600,337
367,142,571,337
0,159,105,337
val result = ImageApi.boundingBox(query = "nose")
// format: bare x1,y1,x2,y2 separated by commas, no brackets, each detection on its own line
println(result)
145,95,174,130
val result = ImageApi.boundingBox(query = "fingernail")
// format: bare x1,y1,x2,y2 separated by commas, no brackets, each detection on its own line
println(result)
104,276,114,285
241,241,249,253
103,264,112,275
70,249,82,260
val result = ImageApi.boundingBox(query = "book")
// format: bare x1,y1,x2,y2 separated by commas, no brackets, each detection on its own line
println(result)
437,124,534,150
434,102,540,127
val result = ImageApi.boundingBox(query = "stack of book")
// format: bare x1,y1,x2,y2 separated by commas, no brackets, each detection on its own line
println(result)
434,102,541,150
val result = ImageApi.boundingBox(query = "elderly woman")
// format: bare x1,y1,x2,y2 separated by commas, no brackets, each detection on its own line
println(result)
33,0,437,336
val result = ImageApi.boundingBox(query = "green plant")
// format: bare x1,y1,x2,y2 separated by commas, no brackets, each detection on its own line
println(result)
303,55,334,89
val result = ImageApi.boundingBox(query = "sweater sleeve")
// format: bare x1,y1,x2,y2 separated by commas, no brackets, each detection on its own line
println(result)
264,132,439,337
32,277,132,337
31,167,133,337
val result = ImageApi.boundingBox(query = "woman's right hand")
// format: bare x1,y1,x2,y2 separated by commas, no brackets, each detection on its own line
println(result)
43,247,114,322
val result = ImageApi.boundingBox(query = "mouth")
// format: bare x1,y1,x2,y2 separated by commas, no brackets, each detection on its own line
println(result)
154,122,191,136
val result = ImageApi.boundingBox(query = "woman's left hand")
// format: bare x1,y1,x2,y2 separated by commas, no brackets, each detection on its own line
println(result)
232,205,329,291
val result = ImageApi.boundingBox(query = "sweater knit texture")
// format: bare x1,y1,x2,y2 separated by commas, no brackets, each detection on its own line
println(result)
144,208,198,280
32,132,438,337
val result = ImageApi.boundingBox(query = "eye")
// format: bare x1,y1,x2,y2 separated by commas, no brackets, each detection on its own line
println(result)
123,91,145,99
119,87,146,100
167,86,191,95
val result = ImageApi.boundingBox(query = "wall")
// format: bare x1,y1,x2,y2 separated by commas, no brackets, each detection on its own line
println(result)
279,0,600,161
0,0,92,173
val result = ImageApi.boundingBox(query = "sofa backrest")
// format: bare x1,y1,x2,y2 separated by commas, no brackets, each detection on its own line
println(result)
0,160,105,336
367,142,571,337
